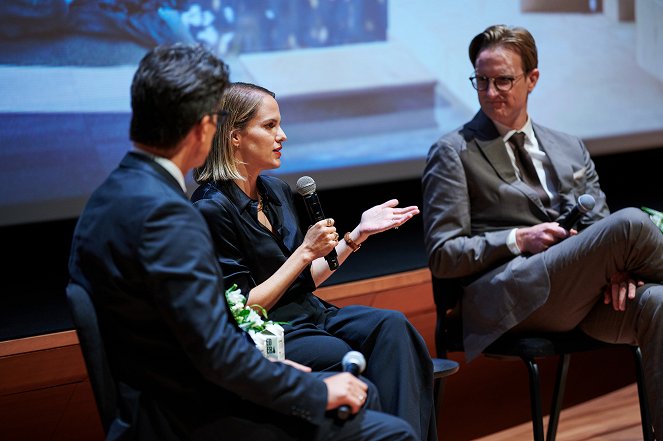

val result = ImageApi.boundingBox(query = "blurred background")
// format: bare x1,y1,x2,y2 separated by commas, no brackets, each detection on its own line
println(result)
1,0,662,227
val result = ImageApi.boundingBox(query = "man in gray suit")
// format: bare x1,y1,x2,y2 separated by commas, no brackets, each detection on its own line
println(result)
423,24,663,435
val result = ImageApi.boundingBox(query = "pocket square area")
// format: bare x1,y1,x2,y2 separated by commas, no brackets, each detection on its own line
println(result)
572,167,587,180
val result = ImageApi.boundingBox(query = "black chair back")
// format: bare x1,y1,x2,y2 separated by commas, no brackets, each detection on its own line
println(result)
65,282,119,433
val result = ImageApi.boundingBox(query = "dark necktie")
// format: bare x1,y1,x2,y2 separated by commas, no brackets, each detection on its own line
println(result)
509,132,551,207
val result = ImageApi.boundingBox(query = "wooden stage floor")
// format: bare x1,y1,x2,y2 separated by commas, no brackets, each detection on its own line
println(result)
473,383,646,441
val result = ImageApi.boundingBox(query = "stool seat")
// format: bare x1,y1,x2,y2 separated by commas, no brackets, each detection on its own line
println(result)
432,357,459,379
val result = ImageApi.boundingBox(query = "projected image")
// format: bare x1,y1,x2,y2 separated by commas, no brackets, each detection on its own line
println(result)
0,0,387,64
1,0,662,227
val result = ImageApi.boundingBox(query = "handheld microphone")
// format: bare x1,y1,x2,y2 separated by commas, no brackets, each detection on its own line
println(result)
296,176,339,270
559,194,596,231
337,351,367,421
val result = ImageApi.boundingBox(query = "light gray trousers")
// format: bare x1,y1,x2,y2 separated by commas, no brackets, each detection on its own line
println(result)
514,207,663,435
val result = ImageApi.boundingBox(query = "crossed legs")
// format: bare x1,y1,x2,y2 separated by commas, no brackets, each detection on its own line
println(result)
514,208,663,434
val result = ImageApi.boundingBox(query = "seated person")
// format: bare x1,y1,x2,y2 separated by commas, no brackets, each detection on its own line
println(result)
69,43,417,441
191,82,437,441
422,24,663,435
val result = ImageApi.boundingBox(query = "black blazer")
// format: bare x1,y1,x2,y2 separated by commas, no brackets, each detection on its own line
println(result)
69,152,327,437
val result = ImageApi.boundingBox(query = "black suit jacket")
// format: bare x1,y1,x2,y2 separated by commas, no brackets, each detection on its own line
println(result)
69,152,328,438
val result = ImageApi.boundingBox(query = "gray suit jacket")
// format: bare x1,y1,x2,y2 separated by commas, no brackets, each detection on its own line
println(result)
422,110,609,360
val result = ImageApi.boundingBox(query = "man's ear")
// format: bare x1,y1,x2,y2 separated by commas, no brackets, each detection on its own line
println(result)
527,68,540,93
197,114,216,141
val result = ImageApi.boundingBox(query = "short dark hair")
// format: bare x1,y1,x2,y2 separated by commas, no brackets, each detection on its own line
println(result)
468,24,538,73
130,43,230,150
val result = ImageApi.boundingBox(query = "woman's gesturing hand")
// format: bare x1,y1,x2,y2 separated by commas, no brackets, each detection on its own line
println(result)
358,199,420,238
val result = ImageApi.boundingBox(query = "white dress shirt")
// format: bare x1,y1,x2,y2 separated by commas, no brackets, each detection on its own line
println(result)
493,117,559,254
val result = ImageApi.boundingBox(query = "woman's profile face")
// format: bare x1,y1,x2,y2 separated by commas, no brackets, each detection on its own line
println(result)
233,94,287,174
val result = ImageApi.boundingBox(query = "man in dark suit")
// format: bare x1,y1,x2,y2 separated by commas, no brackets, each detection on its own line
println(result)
68,43,416,441
423,24,663,435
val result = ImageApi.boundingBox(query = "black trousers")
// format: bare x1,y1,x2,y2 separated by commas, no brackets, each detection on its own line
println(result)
189,374,418,441
283,302,437,441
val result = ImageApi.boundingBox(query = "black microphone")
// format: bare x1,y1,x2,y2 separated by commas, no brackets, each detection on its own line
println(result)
337,351,367,421
559,194,596,231
295,176,339,270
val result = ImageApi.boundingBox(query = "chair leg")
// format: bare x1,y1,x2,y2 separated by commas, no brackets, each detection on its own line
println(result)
433,377,446,416
546,354,570,441
631,346,655,441
523,358,545,441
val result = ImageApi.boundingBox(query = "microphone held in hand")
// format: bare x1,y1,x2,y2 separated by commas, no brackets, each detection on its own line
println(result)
342,350,366,376
296,176,339,270
337,351,367,421
559,194,596,231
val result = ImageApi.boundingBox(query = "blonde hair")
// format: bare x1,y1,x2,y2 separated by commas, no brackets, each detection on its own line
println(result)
469,24,538,73
194,82,276,184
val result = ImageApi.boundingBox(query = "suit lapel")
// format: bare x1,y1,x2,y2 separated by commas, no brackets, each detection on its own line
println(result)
532,124,568,194
532,124,577,216
476,137,517,183
470,111,550,218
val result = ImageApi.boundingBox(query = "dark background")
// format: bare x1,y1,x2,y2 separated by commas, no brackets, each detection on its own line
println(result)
2,145,662,342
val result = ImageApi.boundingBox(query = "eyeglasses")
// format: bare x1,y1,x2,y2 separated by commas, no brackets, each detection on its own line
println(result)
469,73,526,92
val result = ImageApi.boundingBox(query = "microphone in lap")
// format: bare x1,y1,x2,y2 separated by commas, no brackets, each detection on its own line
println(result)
337,351,367,420
296,176,339,270
559,194,596,231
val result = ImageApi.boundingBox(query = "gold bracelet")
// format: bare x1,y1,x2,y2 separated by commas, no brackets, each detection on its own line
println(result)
344,232,362,252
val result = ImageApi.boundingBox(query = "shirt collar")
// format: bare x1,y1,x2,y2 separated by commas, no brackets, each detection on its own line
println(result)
219,176,283,213
494,116,535,145
132,147,187,192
